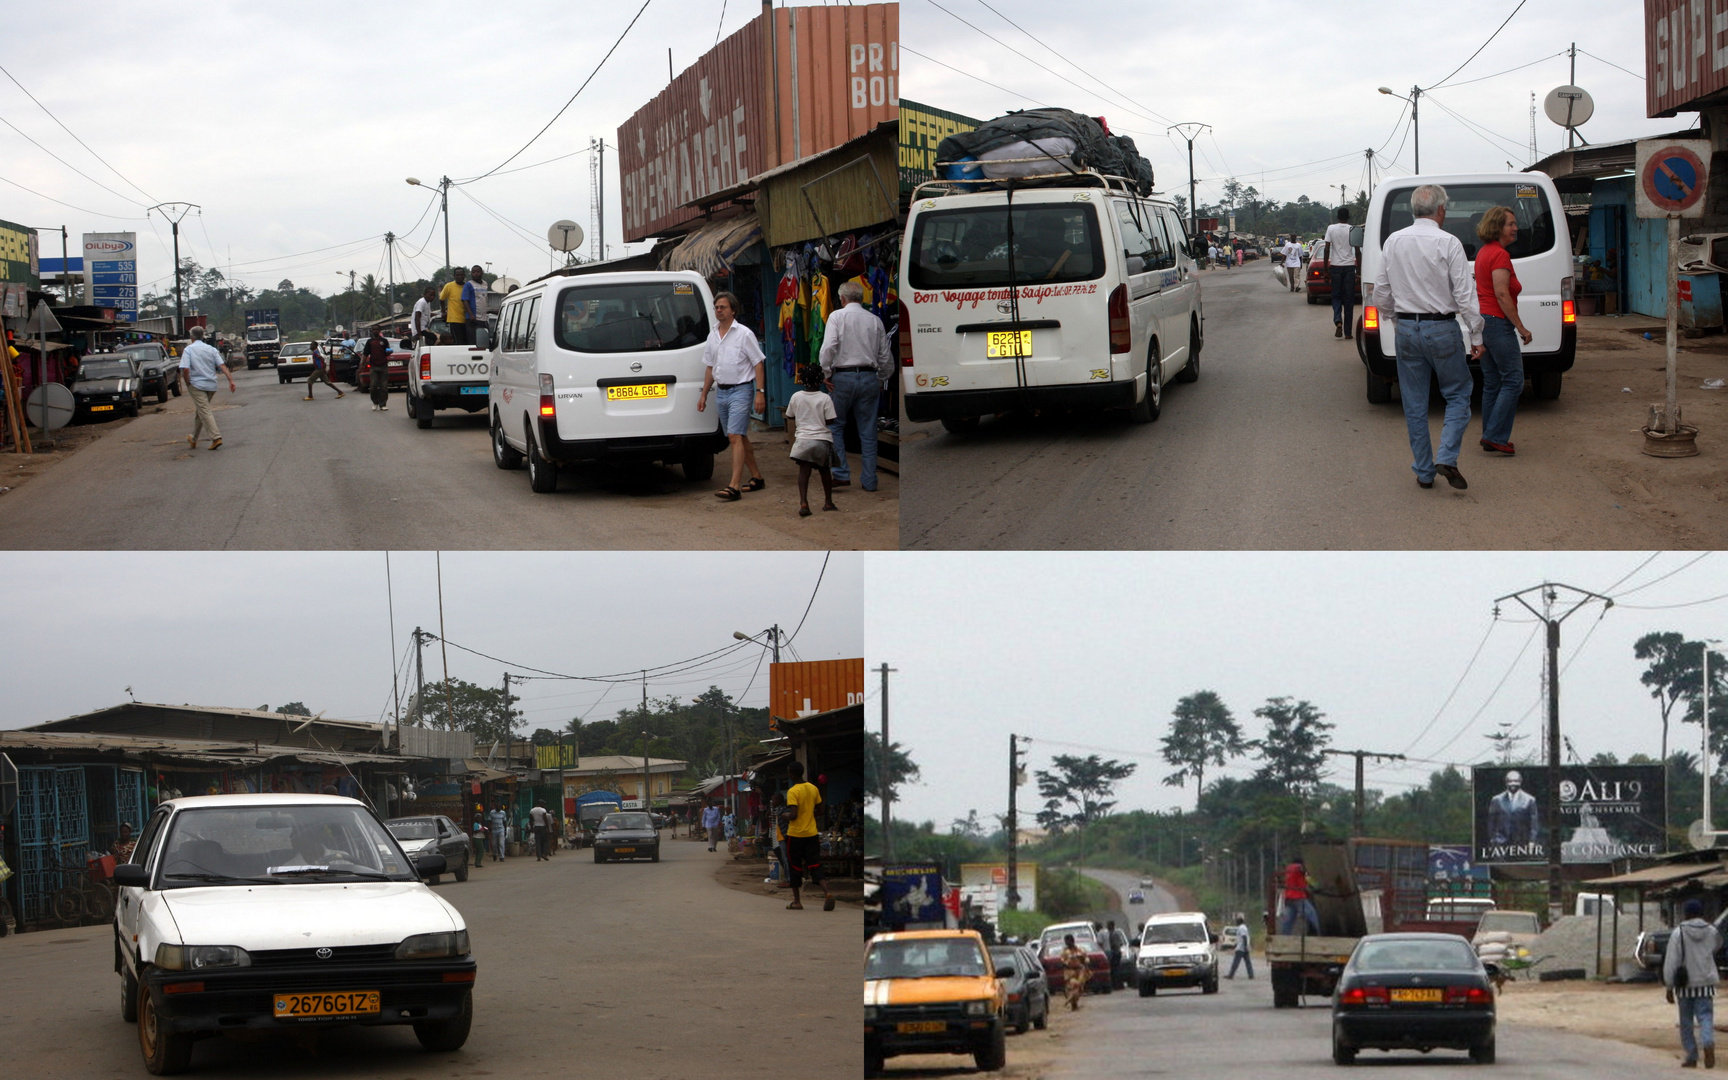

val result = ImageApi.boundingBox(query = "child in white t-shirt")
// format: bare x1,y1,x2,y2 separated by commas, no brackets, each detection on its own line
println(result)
784,365,838,517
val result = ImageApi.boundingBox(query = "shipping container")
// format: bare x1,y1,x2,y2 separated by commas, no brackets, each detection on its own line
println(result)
767,3,900,168
768,658,865,726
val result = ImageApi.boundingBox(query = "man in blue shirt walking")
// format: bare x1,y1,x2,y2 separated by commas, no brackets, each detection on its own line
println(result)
177,326,236,450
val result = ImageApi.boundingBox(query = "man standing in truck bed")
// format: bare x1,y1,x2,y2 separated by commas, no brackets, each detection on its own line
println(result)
439,267,469,345
463,265,489,343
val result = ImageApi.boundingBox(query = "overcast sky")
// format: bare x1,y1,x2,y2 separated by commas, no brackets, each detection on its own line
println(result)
906,0,1670,209
1,551,860,735
866,551,1728,829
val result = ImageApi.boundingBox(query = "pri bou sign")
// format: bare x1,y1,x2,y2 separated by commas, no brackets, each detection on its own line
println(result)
1635,139,1711,219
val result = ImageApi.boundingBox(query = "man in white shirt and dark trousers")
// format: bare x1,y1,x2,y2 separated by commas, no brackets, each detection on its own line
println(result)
1371,184,1484,490
1281,235,1303,292
1323,206,1358,339
819,280,893,492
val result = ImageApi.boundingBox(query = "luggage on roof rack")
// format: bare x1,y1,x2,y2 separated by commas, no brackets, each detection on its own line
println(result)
935,108,1154,196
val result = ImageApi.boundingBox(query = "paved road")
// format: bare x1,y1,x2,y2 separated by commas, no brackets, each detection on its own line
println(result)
1079,866,1179,932
0,830,858,1078
900,267,1688,549
880,968,1669,1079
0,366,896,549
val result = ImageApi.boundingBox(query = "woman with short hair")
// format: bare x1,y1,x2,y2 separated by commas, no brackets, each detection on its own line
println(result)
1474,206,1532,456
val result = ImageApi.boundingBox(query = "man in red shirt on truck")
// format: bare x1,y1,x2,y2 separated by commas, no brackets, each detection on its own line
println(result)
1278,857,1321,936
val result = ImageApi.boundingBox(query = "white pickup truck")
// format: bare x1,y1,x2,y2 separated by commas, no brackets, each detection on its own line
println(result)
404,330,493,429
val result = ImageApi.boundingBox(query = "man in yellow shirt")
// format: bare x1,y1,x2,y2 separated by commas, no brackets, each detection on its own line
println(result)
782,761,833,911
438,266,469,345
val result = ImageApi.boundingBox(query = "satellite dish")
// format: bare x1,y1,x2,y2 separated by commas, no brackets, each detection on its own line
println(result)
392,302,404,315
1543,85,1595,130
493,276,520,294
548,219,585,252
1690,819,1714,851
25,383,74,430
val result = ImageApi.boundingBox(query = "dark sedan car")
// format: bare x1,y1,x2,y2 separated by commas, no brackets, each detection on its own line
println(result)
1331,932,1498,1065
72,354,144,420
989,944,1049,1034
385,815,472,884
359,340,412,392
593,812,660,863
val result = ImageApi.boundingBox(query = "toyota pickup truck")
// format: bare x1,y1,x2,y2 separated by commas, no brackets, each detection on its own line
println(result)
405,331,492,429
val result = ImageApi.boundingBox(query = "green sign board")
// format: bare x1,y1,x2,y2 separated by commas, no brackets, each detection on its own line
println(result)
899,99,981,192
0,218,40,291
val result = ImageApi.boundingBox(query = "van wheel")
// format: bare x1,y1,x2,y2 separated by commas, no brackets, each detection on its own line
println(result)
1532,371,1562,400
1177,322,1201,383
413,989,473,1052
526,425,559,493
138,973,194,1074
492,416,524,470
1365,368,1393,404
940,416,979,434
682,452,715,481
1128,345,1161,423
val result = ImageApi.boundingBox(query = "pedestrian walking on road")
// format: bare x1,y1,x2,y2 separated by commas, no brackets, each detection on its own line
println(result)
363,327,391,411
302,341,345,400
528,801,552,860
1281,234,1303,292
486,803,509,861
1278,858,1322,936
470,805,485,867
702,801,723,851
782,761,834,911
1323,206,1359,339
177,326,235,450
786,364,838,516
820,279,893,493
699,291,766,501
1105,920,1123,986
1369,183,1483,491
1207,242,1218,269
1474,205,1531,457
411,286,438,345
1060,935,1088,1011
1666,898,1722,1068
1226,913,1254,979
439,267,470,345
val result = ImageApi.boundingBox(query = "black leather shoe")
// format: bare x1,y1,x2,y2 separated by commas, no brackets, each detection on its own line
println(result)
1435,463,1467,490
1418,478,1434,489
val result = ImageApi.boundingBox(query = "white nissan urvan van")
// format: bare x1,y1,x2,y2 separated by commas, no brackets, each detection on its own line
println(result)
899,173,1203,430
488,270,728,493
1356,171,1575,403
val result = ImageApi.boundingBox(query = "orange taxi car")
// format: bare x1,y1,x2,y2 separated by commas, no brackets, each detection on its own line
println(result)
864,928,1007,1077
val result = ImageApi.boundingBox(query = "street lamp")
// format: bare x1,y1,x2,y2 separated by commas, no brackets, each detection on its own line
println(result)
1378,86,1422,173
406,176,453,272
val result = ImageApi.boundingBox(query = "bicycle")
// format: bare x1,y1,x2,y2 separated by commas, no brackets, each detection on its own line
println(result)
51,854,115,924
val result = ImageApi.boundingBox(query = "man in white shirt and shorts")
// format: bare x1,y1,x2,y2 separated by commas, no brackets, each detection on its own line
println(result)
698,291,766,501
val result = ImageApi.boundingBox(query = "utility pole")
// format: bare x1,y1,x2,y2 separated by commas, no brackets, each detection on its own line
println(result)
1167,123,1211,242
502,672,513,773
641,670,651,813
1494,582,1613,921
877,662,896,861
1007,734,1023,909
412,627,427,725
1323,748,1406,837
440,177,451,272
146,202,199,336
385,232,396,316
1338,184,1347,208
1568,43,1578,149
1365,148,1374,199
1412,87,1422,173
597,140,606,261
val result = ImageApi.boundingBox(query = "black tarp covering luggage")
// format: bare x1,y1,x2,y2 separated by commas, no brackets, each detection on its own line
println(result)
936,108,1154,195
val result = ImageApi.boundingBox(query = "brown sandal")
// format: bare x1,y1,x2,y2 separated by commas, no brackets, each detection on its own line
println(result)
714,486,742,501
746,476,766,491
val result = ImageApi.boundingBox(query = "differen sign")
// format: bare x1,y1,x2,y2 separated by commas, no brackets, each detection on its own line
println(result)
1636,138,1711,219
82,233,138,322
1471,765,1666,865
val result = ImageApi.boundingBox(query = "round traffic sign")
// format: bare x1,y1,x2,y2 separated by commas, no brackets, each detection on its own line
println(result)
25,382,74,431
1642,145,1708,213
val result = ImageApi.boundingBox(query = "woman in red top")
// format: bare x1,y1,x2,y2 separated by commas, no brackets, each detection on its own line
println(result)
1473,207,1533,455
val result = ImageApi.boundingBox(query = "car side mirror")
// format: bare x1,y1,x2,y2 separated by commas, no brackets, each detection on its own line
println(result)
473,328,491,350
414,852,447,878
112,864,149,887
1349,226,1365,248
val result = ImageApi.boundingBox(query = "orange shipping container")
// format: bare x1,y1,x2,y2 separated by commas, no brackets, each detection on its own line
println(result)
766,3,900,167
769,658,865,726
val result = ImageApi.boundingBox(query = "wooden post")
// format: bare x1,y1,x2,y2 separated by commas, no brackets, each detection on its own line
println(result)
1,342,31,454
1665,214,1679,435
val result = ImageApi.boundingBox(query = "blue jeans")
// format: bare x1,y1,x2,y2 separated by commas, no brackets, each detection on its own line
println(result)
1330,266,1356,331
1227,949,1254,978
714,383,754,435
1479,315,1523,445
1681,993,1716,1063
1278,898,1320,935
827,370,881,489
1394,318,1473,482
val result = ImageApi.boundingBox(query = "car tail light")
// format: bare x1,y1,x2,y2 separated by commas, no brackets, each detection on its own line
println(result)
898,300,913,366
1363,306,1380,331
1445,985,1493,1005
1562,300,1576,324
1338,985,1388,1006
1108,283,1131,353
1561,274,1574,301
538,372,555,417
419,352,432,380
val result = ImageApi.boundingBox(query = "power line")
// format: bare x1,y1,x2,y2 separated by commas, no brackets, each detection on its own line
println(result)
714,0,729,44
899,44,1045,106
1429,0,1530,90
1604,551,1663,593
1578,48,1645,81
0,171,144,219
1614,551,1712,597
784,551,832,646
1424,93,1532,160
1435,49,1566,90
973,0,1176,126
461,0,654,185
1617,589,1728,611
1420,623,1542,760
0,110,148,206
1399,619,1502,755
0,62,157,203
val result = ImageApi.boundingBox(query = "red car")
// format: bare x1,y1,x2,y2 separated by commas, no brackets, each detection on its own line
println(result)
1037,923,1113,994
1304,240,1366,306
358,343,411,392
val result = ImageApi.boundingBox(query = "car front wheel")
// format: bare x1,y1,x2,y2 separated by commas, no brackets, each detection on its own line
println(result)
413,988,472,1052
454,851,469,882
138,974,194,1074
973,1024,1006,1072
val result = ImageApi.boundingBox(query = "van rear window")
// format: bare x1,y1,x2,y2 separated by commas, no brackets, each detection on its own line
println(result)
1379,183,1555,261
909,203,1105,290
554,282,709,354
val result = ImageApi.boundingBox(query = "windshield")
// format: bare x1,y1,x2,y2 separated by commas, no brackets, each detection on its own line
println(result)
246,328,278,342
1041,928,1097,955
279,343,313,356
554,282,708,353
386,820,437,841
1477,911,1539,934
157,803,415,886
909,202,1105,290
1142,922,1208,945
866,938,989,979
118,346,162,362
1353,938,1480,973
600,813,653,831
79,360,133,380
1380,182,1556,261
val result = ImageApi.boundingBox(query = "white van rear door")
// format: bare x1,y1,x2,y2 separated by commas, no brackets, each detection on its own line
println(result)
545,278,713,441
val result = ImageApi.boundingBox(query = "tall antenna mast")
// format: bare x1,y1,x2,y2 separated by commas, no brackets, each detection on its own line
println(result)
1527,92,1538,165
588,138,602,263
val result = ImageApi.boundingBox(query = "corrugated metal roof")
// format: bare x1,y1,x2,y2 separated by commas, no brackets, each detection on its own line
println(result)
0,728,408,768
1582,863,1724,887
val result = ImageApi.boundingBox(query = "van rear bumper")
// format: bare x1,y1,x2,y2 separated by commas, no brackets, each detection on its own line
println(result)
905,381,1136,422
1358,321,1576,380
539,419,727,464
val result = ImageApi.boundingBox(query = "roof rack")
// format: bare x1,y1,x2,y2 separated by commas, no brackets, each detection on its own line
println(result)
913,161,1148,202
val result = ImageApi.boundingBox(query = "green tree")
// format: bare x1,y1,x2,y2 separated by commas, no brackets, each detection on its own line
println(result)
1160,689,1246,809
275,702,312,716
866,731,921,803
1251,697,1334,792
409,678,521,744
1635,632,1728,763
1035,754,1137,873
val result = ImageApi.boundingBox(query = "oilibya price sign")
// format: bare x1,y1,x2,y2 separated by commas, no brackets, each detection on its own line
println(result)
1635,138,1710,448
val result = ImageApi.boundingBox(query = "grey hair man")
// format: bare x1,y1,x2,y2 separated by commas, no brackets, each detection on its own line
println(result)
818,278,893,492
177,325,236,450
1370,184,1484,490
